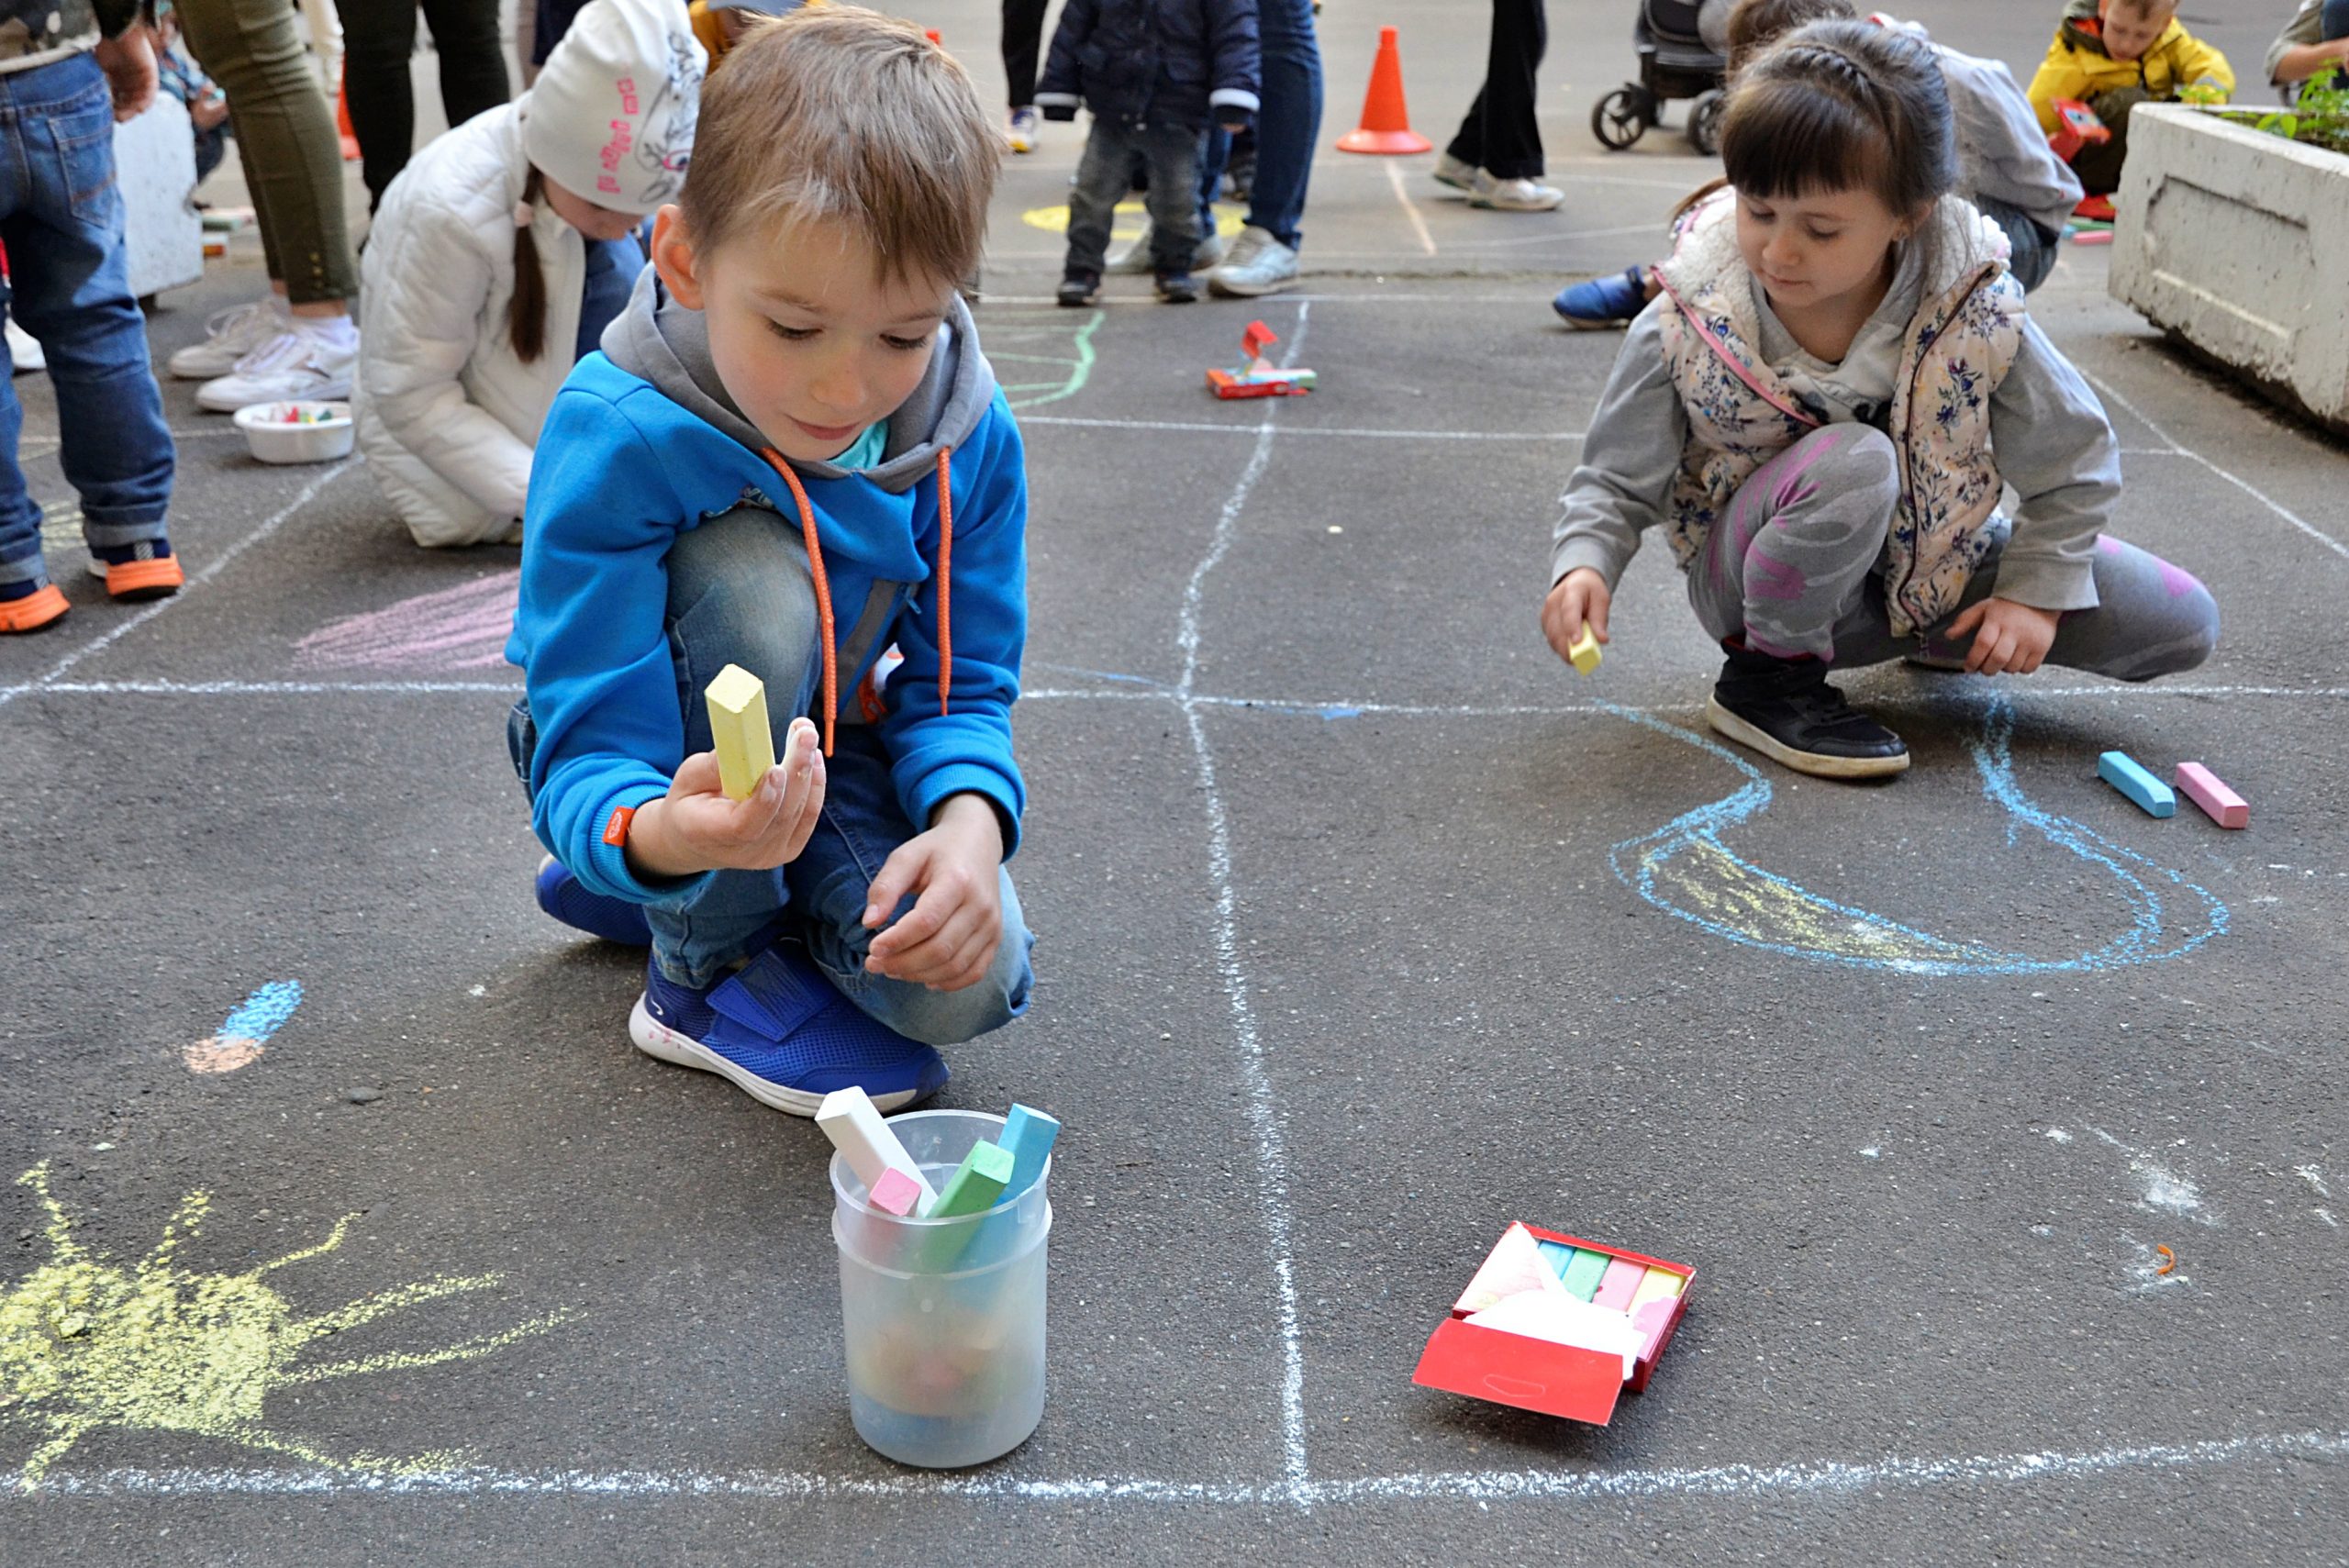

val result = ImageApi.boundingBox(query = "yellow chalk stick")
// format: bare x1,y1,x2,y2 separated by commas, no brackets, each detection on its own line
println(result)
705,663,776,802
1567,626,1601,676
1626,1267,1685,1313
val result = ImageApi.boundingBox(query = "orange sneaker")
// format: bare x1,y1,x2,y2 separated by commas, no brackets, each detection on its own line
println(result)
90,552,184,602
0,583,69,633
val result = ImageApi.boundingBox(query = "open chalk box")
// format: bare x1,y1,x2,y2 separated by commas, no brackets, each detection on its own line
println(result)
1411,1221,1693,1426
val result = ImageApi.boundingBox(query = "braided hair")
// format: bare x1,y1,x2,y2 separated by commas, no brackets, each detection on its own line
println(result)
1718,18,1957,220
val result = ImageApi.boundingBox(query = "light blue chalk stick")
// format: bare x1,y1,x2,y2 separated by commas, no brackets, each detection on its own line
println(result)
998,1104,1061,1200
2098,751,2175,817
1535,1240,1575,1281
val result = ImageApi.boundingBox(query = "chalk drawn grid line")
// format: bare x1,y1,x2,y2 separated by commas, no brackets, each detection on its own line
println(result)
6,322,2347,1509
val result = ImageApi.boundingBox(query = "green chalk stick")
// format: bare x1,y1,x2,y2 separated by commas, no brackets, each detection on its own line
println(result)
928,1140,1016,1218
1559,1246,1612,1301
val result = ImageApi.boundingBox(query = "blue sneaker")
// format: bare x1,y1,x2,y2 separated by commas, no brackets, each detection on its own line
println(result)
535,855,652,946
1553,266,1652,329
629,944,949,1116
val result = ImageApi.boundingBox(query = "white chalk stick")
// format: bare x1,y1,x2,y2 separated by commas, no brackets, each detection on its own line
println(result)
816,1087,939,1212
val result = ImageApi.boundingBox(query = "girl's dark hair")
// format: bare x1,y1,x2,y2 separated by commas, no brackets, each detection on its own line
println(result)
1724,0,1858,76
1718,18,1957,218
507,166,549,365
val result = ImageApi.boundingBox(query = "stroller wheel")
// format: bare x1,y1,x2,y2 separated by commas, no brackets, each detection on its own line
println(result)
1687,89,1727,156
1592,86,1646,151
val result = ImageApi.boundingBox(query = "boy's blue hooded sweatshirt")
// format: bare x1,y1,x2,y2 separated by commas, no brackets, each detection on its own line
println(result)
507,269,1027,907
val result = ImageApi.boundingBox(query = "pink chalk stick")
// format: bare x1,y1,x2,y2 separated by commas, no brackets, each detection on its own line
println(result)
2175,762,2247,828
1591,1255,1646,1311
869,1166,924,1217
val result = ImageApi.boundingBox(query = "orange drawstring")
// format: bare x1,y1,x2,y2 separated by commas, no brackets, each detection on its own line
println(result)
934,447,952,718
761,449,838,757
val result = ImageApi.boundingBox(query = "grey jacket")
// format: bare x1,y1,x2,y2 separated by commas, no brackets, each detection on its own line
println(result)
1927,28,2085,240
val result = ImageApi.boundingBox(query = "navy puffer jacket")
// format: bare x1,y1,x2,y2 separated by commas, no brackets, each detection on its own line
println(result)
1034,0,1261,133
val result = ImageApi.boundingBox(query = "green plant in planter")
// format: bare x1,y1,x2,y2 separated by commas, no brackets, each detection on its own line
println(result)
2238,72,2349,155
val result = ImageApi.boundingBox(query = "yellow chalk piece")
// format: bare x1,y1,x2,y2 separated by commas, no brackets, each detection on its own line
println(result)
1626,1267,1686,1313
705,663,776,802
1567,626,1601,675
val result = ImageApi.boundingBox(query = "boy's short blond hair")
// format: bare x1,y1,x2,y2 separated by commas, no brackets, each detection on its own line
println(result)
2104,0,2176,18
678,6,999,286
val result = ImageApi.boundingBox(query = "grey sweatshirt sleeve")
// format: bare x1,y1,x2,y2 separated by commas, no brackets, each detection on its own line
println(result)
1983,317,2120,612
1549,305,1687,591
2267,0,2325,85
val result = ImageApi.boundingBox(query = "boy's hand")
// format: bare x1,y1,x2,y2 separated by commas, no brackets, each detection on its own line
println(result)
1943,596,2060,675
862,795,1005,993
625,717,826,880
95,28,159,120
1542,568,1613,664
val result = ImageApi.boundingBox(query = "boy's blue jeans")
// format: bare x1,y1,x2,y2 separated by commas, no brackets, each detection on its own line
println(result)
1199,0,1321,250
509,507,1034,1046
0,52,175,591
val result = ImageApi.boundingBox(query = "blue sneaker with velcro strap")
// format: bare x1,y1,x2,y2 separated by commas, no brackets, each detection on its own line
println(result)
629,943,949,1117
535,855,653,946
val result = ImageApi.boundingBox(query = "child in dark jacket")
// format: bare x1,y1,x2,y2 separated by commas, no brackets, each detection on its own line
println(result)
1037,0,1259,305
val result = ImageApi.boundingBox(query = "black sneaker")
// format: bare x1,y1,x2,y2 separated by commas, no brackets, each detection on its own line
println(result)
1154,269,1199,303
1705,640,1909,779
1057,271,1100,307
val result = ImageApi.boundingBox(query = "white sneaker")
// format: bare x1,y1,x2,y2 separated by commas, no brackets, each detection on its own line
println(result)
1008,106,1039,154
195,318,359,412
1432,151,1476,192
1207,225,1298,297
1470,172,1564,212
1106,227,1226,275
6,316,42,374
168,296,289,380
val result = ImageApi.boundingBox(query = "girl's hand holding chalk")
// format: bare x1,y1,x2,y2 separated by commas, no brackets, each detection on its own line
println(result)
624,717,826,879
1543,569,1613,668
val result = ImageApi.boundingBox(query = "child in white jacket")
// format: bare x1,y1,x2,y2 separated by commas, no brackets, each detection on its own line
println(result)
355,0,705,547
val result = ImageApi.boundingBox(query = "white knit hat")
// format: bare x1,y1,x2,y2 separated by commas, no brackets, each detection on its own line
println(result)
520,0,707,217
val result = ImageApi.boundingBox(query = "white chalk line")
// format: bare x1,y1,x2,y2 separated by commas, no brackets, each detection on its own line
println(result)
0,459,358,714
2083,369,2349,564
1019,415,1586,441
1384,161,1439,258
1173,298,1312,1504
24,1427,2346,1505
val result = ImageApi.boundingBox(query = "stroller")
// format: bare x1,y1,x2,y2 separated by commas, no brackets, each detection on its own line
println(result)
1591,0,1730,155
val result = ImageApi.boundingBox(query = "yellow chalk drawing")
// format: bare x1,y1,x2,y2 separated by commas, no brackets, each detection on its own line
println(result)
1019,197,1246,241
1,1163,573,1490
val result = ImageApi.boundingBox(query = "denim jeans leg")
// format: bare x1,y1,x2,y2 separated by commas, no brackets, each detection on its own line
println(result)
1142,123,1206,272
783,724,1035,1048
2325,0,2349,41
649,507,826,986
7,56,173,562
1197,125,1228,242
1973,195,2054,294
1063,119,1134,277
1246,0,1323,251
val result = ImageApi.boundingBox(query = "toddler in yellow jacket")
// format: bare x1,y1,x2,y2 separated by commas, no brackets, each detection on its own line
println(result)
2027,0,2231,194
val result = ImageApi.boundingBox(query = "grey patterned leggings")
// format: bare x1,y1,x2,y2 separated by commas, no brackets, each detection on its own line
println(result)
1687,425,2219,681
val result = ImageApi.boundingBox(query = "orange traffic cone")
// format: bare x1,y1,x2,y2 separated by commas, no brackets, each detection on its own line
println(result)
336,64,361,162
1335,27,1431,154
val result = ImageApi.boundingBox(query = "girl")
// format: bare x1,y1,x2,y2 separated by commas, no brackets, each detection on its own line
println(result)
1542,19,2217,779
353,0,703,548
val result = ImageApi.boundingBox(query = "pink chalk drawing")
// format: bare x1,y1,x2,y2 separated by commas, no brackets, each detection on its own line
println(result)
295,570,518,673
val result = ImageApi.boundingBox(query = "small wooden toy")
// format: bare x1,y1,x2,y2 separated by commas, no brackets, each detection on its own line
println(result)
2048,98,2110,164
1414,1223,1693,1426
1208,319,1316,400
2099,750,2176,817
2175,762,2248,828
817,1085,940,1212
1564,625,1601,675
705,662,776,801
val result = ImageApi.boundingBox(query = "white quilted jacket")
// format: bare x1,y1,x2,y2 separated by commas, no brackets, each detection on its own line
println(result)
354,99,585,548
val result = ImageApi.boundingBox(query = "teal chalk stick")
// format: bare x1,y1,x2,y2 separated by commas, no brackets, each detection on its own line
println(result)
1536,1240,1575,1282
1559,1247,1613,1301
2099,751,2176,817
930,1140,1016,1218
998,1104,1061,1199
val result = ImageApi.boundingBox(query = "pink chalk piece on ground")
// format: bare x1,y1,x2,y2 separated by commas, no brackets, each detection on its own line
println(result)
1591,1254,1646,1311
868,1166,924,1217
2175,762,2248,828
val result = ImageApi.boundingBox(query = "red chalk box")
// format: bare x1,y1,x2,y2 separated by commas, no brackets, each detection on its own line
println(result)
1412,1224,1693,1426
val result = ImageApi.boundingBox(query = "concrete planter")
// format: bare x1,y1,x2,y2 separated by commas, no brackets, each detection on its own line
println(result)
2110,103,2349,435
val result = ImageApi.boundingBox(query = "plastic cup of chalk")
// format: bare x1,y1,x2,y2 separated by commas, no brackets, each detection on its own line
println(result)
829,1109,1052,1467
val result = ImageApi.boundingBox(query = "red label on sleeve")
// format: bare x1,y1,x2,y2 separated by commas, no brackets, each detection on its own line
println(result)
602,806,636,847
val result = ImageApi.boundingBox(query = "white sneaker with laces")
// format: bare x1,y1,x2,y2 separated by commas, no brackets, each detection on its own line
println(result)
1106,227,1225,275
6,316,42,374
1470,172,1564,212
168,297,289,380
1431,151,1476,192
195,318,359,412
1207,225,1297,297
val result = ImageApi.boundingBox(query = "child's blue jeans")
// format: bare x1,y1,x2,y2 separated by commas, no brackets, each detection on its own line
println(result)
509,506,1034,1046
0,52,175,592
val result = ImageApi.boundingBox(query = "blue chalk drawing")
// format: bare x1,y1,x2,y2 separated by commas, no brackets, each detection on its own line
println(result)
1605,696,2228,975
219,982,304,1044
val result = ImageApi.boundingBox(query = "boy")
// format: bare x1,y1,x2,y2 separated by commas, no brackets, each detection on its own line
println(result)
1036,0,1260,306
2027,0,2232,196
508,6,1034,1116
2266,0,2349,102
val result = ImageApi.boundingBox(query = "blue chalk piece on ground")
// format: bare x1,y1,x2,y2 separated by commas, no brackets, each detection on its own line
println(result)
998,1104,1061,1199
2099,751,2176,817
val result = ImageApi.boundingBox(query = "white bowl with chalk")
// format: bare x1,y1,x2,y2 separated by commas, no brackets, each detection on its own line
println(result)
233,400,354,464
